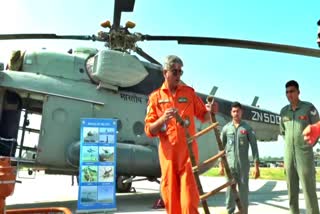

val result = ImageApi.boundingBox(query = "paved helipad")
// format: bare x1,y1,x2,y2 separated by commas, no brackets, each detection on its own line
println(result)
5,171,320,213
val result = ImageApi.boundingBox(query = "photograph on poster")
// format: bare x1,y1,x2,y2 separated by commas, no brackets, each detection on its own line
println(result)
99,134,108,143
97,185,114,203
107,135,115,144
80,186,97,203
98,166,114,182
83,127,99,143
81,165,98,182
99,147,114,162
82,146,98,162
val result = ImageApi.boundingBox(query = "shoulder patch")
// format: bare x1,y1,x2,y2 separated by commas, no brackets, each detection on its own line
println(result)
310,109,318,116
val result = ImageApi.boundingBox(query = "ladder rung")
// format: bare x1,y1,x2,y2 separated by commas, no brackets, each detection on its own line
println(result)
192,150,225,172
200,179,236,201
188,122,219,143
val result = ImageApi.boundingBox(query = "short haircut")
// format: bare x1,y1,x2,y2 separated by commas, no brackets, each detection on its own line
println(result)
163,55,183,70
231,101,242,109
285,80,299,90
318,19,320,26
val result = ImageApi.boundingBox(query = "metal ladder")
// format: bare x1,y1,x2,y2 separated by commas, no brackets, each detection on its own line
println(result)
173,96,243,214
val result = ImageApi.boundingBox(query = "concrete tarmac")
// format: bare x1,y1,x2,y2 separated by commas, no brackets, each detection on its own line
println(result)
5,171,320,213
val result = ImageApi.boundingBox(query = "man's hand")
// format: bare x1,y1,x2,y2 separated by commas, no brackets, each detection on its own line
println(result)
219,161,225,176
149,108,178,135
161,108,177,123
252,162,260,179
205,102,218,114
219,166,225,176
303,124,320,146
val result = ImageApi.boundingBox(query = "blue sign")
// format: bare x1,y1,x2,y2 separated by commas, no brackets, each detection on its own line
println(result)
77,118,117,213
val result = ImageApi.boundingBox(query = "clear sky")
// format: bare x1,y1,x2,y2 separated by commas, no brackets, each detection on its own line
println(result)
0,0,320,157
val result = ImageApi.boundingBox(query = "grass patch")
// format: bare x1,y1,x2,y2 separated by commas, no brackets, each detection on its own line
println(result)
204,167,320,181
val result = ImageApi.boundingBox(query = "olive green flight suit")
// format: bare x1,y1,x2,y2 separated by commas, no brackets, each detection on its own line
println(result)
280,101,320,214
221,121,259,214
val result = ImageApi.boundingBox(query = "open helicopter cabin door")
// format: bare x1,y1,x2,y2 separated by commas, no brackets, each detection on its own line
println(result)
0,90,21,157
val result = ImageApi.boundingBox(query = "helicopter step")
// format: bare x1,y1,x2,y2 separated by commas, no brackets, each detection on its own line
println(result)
173,96,242,214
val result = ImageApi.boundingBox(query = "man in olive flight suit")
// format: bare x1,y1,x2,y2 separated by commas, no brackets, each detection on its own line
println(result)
220,101,260,214
280,80,319,214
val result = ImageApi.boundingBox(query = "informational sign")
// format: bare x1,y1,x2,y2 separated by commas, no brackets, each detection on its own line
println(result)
77,118,117,213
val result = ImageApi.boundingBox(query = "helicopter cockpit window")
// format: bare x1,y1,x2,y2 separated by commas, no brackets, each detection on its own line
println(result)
8,50,25,71
85,56,97,84
86,56,94,74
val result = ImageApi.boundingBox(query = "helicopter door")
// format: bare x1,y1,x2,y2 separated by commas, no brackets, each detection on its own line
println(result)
0,90,21,157
0,89,5,123
37,95,95,168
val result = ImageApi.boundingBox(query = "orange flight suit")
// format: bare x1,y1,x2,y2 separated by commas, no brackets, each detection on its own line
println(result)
145,82,207,214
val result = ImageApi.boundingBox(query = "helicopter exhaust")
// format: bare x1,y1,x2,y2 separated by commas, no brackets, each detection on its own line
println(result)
66,141,161,178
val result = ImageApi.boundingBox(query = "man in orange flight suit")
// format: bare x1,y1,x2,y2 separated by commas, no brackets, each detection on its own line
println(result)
145,55,214,214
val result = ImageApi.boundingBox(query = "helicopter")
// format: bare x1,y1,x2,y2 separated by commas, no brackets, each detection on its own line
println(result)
0,0,320,193
99,147,114,162
100,167,114,180
82,166,98,182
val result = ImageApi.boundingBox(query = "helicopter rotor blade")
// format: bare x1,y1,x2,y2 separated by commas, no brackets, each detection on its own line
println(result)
0,34,95,41
113,0,135,29
135,47,161,65
141,35,320,58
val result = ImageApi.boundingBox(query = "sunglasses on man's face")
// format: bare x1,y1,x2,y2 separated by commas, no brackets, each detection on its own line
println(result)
170,69,183,76
286,90,296,94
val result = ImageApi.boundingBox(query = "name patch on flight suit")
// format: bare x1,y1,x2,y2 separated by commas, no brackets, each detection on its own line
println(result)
299,115,308,121
240,130,248,135
240,129,248,145
178,97,188,103
158,99,170,104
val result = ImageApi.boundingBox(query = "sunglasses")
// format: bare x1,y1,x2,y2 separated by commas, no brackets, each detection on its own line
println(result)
170,69,183,76
286,90,296,94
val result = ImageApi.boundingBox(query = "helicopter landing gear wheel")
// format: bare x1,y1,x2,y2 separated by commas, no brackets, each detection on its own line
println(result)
116,175,132,193
28,168,33,175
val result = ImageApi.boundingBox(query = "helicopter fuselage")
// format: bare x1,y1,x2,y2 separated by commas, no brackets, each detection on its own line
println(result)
0,49,279,181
